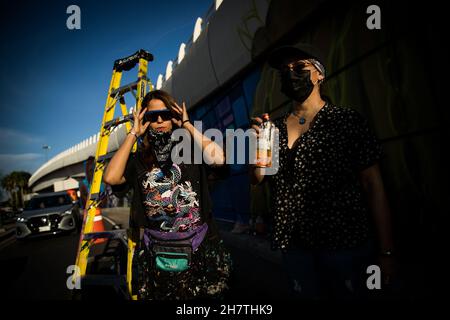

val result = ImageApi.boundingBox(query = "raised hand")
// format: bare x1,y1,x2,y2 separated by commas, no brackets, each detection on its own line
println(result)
132,107,150,137
171,101,189,127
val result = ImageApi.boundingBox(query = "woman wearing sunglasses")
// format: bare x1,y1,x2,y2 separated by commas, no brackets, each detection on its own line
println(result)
104,90,231,300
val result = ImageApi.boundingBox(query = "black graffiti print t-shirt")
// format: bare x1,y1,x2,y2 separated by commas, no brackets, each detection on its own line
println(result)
123,153,214,232
138,163,202,232
269,104,382,251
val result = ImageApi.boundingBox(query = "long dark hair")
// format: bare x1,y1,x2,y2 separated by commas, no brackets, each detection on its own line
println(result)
137,90,178,171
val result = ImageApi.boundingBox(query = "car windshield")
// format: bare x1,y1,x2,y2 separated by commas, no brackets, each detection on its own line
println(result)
26,194,72,210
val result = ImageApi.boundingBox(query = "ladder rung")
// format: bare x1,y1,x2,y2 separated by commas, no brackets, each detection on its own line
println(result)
97,152,115,163
83,229,127,241
110,81,138,97
103,114,133,131
90,193,100,201
90,192,107,202
86,192,107,212
83,230,128,247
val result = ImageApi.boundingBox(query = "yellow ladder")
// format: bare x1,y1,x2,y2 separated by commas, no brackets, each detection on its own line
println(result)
74,49,153,300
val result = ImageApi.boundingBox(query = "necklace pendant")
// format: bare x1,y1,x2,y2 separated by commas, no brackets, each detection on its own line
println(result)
299,117,306,125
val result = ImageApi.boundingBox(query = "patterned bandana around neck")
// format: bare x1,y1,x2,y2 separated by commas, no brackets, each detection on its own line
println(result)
146,128,175,173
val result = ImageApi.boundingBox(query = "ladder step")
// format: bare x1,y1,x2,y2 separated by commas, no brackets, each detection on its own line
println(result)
103,114,133,131
90,192,106,202
90,193,99,201
97,152,115,163
113,49,153,72
83,230,128,247
83,229,127,241
90,192,107,201
110,80,139,97
86,192,108,212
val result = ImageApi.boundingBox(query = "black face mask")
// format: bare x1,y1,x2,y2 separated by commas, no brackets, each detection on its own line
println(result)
280,69,314,103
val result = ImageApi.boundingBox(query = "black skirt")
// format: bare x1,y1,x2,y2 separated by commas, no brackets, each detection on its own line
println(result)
135,234,232,300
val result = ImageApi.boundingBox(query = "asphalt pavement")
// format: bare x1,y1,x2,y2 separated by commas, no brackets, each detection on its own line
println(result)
0,207,291,300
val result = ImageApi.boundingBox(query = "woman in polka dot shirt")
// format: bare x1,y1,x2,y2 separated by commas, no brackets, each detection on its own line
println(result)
250,43,396,299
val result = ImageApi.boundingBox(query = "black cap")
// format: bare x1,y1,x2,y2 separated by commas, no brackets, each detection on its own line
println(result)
268,43,325,70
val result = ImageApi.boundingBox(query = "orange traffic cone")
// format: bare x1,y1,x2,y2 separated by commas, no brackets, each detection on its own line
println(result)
82,208,106,244
92,207,106,244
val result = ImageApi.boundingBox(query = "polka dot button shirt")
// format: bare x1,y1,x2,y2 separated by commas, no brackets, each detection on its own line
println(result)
269,104,382,251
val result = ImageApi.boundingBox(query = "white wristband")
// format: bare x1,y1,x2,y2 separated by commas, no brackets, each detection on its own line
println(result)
129,130,139,139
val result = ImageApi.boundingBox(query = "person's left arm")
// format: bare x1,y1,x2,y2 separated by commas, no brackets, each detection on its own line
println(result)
359,163,394,254
348,109,397,284
359,163,397,284
172,102,225,166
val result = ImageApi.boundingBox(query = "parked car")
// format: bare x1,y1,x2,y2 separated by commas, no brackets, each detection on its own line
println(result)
16,191,81,239
1,206,16,225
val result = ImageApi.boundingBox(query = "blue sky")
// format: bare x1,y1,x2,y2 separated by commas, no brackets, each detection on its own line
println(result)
0,0,212,179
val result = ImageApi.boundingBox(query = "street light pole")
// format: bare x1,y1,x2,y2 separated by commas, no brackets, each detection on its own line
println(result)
42,145,51,162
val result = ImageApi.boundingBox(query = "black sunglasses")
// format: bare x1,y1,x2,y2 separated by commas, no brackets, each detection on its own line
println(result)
143,110,172,123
